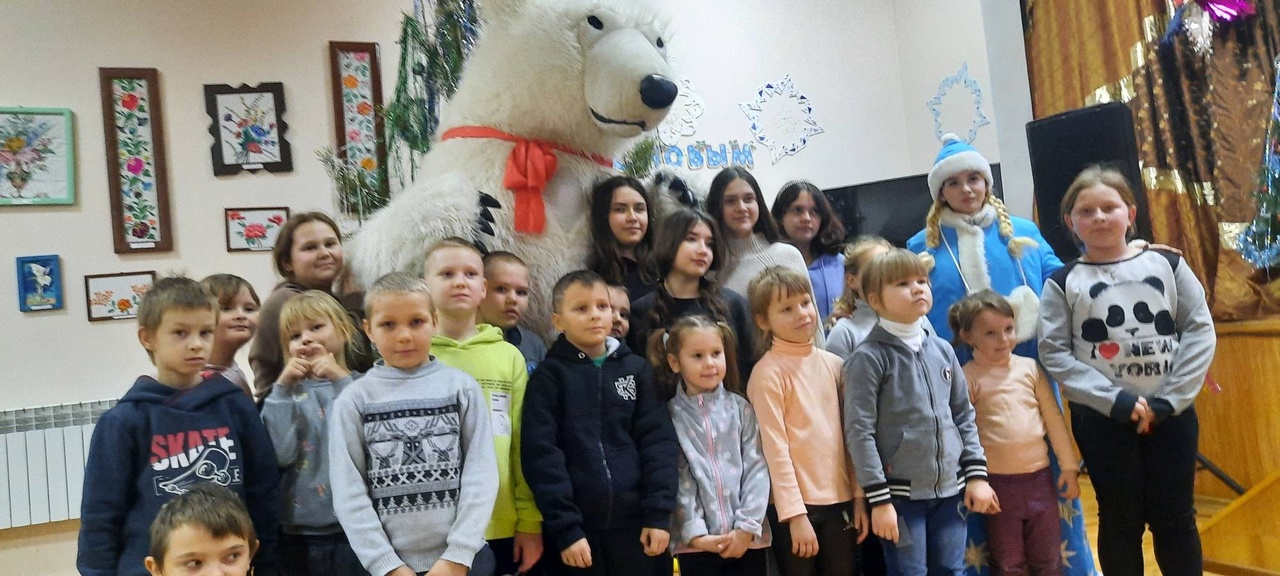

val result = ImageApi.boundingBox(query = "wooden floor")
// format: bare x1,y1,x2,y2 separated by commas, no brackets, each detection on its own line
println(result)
1078,476,1231,575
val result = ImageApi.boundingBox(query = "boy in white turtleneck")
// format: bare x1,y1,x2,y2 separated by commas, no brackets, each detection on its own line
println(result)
842,248,997,575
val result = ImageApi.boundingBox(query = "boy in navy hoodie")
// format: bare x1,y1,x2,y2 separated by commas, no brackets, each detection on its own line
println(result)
77,276,280,576
521,270,678,576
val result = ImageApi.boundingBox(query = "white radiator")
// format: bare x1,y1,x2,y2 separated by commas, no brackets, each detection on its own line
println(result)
0,401,114,529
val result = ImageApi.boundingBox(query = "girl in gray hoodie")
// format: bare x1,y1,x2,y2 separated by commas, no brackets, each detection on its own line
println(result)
650,315,771,576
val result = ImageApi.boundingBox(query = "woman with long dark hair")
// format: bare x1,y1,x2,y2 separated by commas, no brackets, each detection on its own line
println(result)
771,180,847,324
587,175,658,301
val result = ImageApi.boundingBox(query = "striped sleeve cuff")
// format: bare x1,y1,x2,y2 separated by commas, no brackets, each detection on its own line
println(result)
960,459,988,484
863,482,892,507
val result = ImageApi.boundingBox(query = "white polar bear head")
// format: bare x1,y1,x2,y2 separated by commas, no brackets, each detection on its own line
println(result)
443,0,677,156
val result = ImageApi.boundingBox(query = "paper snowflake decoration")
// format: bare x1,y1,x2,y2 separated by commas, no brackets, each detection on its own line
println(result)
927,62,990,143
739,75,824,164
656,77,705,146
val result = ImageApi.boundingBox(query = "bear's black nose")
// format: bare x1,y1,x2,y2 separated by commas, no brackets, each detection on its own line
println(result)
639,74,678,109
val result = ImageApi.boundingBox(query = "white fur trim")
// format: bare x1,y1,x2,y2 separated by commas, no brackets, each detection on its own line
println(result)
928,151,993,200
1007,285,1040,342
938,209,992,292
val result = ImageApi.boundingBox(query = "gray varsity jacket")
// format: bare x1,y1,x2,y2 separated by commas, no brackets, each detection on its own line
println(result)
842,325,987,506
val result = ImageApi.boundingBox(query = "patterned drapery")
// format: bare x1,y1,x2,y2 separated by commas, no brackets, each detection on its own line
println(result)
1025,0,1280,320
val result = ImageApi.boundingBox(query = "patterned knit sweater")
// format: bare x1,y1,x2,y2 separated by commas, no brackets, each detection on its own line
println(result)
328,360,497,575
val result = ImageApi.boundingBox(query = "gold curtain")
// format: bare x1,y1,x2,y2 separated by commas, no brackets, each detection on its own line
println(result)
1025,0,1280,320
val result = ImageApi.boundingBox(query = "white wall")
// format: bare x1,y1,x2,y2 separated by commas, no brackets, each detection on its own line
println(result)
892,0,1001,170
0,0,405,412
653,0,914,200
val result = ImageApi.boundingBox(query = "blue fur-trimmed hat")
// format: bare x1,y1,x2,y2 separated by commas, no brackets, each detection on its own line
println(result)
928,133,993,200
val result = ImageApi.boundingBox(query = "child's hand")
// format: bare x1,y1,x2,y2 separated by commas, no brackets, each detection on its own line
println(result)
387,566,416,576
309,353,350,382
789,514,819,558
871,504,898,543
965,479,1001,515
513,530,543,573
1058,469,1081,499
719,529,753,559
690,534,729,554
851,498,871,543
1130,397,1148,425
423,559,467,576
1134,396,1155,435
561,538,592,568
278,357,310,387
639,528,669,557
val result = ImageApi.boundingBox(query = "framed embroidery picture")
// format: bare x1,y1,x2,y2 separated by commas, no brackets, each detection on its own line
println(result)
328,42,387,203
100,68,174,253
16,254,64,312
204,82,293,175
225,207,290,252
0,107,75,206
85,270,155,322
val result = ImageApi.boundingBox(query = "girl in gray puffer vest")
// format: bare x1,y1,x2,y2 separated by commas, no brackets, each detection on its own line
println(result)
650,315,772,576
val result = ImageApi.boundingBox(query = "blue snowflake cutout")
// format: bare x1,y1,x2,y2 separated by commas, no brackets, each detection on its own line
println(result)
739,75,824,164
927,62,990,143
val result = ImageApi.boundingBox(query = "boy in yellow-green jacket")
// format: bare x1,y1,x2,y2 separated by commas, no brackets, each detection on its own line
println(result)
423,238,543,575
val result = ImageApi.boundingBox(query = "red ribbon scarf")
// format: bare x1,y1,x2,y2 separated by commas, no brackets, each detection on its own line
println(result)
440,126,614,234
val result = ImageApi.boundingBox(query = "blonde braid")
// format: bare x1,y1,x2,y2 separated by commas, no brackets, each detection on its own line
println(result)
989,195,1021,259
924,199,945,249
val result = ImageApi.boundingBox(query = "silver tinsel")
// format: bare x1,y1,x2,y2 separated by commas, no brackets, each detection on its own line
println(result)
1184,2,1216,56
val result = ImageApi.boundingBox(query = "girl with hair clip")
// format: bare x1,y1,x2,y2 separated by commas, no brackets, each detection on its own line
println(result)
629,207,756,384
746,266,866,576
771,180,848,324
649,315,772,576
588,175,659,301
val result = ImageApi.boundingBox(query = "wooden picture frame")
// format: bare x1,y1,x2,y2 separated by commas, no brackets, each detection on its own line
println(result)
204,82,293,175
16,254,64,312
100,68,174,253
0,107,75,206
328,42,387,199
224,206,290,252
84,270,156,322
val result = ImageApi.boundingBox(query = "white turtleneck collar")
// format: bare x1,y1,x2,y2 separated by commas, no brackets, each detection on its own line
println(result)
879,317,925,351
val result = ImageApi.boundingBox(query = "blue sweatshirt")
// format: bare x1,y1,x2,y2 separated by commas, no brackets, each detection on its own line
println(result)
77,374,280,576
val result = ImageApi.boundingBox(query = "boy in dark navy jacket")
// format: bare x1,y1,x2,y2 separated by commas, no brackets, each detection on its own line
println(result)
77,277,280,576
522,270,678,576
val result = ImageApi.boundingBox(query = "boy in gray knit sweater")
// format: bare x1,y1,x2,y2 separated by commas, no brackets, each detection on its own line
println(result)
329,273,498,576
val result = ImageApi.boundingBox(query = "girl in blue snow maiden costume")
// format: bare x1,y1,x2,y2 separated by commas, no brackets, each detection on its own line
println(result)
906,134,1096,576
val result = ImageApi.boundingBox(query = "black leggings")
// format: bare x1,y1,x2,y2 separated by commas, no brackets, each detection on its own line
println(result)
1071,403,1202,576
767,502,858,576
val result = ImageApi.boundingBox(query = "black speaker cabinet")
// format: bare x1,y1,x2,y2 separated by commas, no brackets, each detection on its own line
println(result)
1026,102,1152,262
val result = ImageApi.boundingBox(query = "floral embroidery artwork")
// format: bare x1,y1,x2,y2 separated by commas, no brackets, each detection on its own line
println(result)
112,79,163,245
85,272,155,322
217,93,282,166
0,111,72,204
225,207,290,252
339,51,379,178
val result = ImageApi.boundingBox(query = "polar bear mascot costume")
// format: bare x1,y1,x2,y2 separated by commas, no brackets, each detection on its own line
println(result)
347,0,677,336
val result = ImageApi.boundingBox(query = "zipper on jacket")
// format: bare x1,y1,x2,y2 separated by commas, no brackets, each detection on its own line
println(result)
596,363,614,528
699,394,731,532
917,351,944,495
